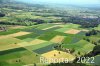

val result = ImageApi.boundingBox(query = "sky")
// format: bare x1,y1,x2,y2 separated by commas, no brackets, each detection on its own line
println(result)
17,0,100,5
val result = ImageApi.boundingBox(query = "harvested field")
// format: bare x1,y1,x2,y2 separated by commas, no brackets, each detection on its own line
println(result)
0,44,20,51
18,39,47,47
17,42,31,47
41,50,75,63
8,31,31,37
0,39,46,51
45,27,61,31
64,29,81,34
0,38,46,51
0,37,22,51
36,24,54,29
29,39,47,45
0,35,10,39
0,37,22,46
0,31,31,38
50,35,65,43
42,25,61,30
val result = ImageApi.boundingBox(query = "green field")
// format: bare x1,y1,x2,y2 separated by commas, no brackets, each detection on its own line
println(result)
16,32,39,40
25,42,54,51
62,40,95,56
94,24,100,30
0,37,22,46
0,1,100,66
0,23,98,66
35,24,55,30
55,24,80,32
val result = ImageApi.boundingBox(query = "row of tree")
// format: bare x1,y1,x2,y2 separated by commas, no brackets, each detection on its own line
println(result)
84,30,100,46
85,29,100,36
0,13,5,17
61,17,100,28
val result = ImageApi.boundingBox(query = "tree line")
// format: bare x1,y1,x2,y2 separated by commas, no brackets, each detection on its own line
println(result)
61,16,100,28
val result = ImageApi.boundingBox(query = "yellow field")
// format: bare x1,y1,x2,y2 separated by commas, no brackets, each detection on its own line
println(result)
17,42,30,47
0,37,22,45
42,25,64,30
0,35,9,39
42,25,58,30
18,39,47,47
0,38,46,51
29,39,47,45
41,50,75,63
8,31,31,37
50,35,65,43
0,42,20,51
0,37,23,51
64,29,80,34
0,31,31,39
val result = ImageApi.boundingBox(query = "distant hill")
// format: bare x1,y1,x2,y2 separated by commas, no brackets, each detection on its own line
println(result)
0,0,13,3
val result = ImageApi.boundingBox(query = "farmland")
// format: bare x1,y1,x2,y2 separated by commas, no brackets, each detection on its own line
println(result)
0,0,100,66
0,23,99,66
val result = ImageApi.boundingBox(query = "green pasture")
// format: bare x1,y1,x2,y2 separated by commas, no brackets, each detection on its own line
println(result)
16,32,39,40
22,38,34,42
0,47,26,55
63,40,95,56
33,44,55,54
89,36,100,42
78,43,95,54
0,50,30,61
38,31,69,41
25,28,46,35
55,24,80,32
0,49,40,65
25,42,53,51
55,27,71,32
0,29,21,35
36,24,55,29
63,23,80,28
62,40,90,51
62,32,85,44
94,24,100,30
45,27,61,31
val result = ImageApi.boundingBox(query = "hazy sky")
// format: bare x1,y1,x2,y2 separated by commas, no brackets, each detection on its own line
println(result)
17,0,100,5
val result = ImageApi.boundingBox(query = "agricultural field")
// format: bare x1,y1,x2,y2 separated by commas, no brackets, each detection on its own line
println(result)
41,50,75,63
0,0,100,66
0,23,98,66
62,40,95,56
94,24,100,30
